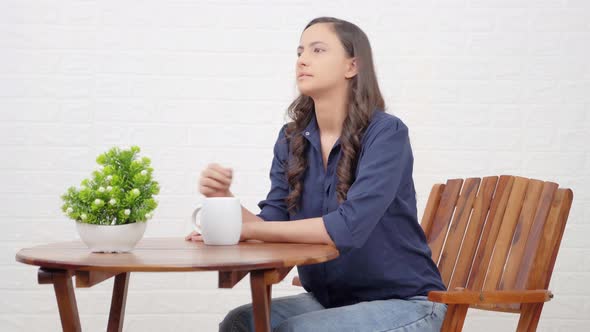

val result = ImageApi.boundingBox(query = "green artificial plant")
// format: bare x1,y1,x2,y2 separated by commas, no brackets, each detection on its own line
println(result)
61,146,160,225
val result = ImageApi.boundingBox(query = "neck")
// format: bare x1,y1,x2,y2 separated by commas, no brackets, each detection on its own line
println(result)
311,86,348,138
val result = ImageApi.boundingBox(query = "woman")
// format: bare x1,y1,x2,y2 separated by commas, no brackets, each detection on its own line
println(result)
186,17,447,332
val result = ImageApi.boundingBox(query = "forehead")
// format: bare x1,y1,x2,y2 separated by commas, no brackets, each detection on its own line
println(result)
299,23,339,46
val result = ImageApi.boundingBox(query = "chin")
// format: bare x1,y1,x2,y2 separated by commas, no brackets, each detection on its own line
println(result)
296,83,318,97
296,87,313,97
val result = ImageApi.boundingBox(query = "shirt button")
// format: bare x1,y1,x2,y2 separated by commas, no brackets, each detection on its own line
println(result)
305,131,310,136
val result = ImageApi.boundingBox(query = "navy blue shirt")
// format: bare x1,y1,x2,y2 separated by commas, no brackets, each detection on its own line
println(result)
256,110,445,308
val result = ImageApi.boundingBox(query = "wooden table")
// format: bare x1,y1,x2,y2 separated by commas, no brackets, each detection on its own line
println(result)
15,237,339,332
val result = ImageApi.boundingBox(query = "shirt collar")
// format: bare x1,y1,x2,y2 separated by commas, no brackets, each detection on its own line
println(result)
302,111,341,152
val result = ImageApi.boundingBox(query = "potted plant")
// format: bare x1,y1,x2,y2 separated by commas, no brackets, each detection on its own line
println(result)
61,146,160,253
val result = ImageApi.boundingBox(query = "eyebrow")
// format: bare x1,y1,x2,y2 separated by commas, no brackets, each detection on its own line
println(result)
297,41,327,51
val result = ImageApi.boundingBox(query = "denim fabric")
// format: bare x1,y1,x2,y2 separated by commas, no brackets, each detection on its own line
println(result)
219,292,447,332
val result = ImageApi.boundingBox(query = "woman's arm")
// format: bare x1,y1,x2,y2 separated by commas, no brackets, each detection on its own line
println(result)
226,191,264,223
242,217,335,246
241,205,264,223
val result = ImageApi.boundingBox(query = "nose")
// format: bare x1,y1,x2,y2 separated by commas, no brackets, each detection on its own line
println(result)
297,52,309,68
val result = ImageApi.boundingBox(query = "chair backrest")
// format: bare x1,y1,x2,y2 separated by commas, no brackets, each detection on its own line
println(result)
420,176,573,312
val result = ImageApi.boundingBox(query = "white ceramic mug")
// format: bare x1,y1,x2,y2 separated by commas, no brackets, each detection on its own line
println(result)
191,197,242,245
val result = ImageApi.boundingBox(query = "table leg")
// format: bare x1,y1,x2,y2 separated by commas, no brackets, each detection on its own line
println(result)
107,272,130,332
38,268,81,332
250,270,272,332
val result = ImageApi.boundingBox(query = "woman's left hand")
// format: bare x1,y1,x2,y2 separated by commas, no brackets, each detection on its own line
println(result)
184,230,203,242
240,222,251,242
185,224,251,242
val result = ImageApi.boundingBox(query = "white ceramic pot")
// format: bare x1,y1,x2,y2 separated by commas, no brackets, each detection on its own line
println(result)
75,222,147,253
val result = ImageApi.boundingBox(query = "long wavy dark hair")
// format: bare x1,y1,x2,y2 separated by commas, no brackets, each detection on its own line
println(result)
285,17,386,214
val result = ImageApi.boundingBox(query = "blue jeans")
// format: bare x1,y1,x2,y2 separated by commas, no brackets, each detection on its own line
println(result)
219,292,447,332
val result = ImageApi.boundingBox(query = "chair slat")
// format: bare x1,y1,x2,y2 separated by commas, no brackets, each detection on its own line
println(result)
523,188,573,290
421,184,445,239
438,178,481,286
484,176,530,291
449,176,498,290
428,179,463,264
467,175,515,291
499,179,544,291
513,182,558,290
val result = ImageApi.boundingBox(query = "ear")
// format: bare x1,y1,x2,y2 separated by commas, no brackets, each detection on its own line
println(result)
344,57,358,79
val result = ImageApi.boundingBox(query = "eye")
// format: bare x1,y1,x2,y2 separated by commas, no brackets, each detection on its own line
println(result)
296,48,324,57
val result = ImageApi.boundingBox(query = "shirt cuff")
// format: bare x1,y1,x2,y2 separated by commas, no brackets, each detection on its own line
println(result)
322,209,355,252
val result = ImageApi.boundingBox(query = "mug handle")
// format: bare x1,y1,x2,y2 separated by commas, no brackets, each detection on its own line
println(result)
191,204,203,234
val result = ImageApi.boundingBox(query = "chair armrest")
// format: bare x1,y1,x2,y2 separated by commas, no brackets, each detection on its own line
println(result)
292,276,302,287
428,289,553,305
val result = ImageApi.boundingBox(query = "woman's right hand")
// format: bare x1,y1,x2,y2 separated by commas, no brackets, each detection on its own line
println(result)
199,163,233,197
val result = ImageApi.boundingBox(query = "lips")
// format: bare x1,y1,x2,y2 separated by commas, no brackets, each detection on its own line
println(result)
297,73,313,78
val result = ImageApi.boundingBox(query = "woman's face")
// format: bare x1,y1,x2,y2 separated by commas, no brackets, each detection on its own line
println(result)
296,23,356,98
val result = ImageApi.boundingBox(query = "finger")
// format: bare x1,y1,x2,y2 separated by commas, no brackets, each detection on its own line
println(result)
199,184,228,197
200,177,228,191
199,183,225,197
190,234,203,242
209,163,233,178
204,167,232,185
199,176,226,189
200,172,230,190
202,189,230,198
184,231,199,240
202,168,232,186
199,185,217,196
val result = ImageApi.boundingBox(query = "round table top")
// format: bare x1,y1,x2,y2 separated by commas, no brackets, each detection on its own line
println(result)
15,237,339,272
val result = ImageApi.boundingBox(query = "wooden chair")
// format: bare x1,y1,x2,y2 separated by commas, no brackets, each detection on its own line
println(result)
292,176,573,331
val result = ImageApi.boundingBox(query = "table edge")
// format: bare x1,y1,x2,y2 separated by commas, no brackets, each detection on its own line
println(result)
15,247,340,273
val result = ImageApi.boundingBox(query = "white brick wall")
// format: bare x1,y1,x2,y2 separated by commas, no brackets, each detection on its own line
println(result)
1,0,588,331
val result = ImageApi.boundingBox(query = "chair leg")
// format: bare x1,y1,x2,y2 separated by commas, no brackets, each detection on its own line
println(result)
516,303,543,332
440,304,468,332
107,272,130,332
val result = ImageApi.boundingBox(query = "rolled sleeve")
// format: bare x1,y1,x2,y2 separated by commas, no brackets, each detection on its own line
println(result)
256,125,290,222
323,121,412,252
